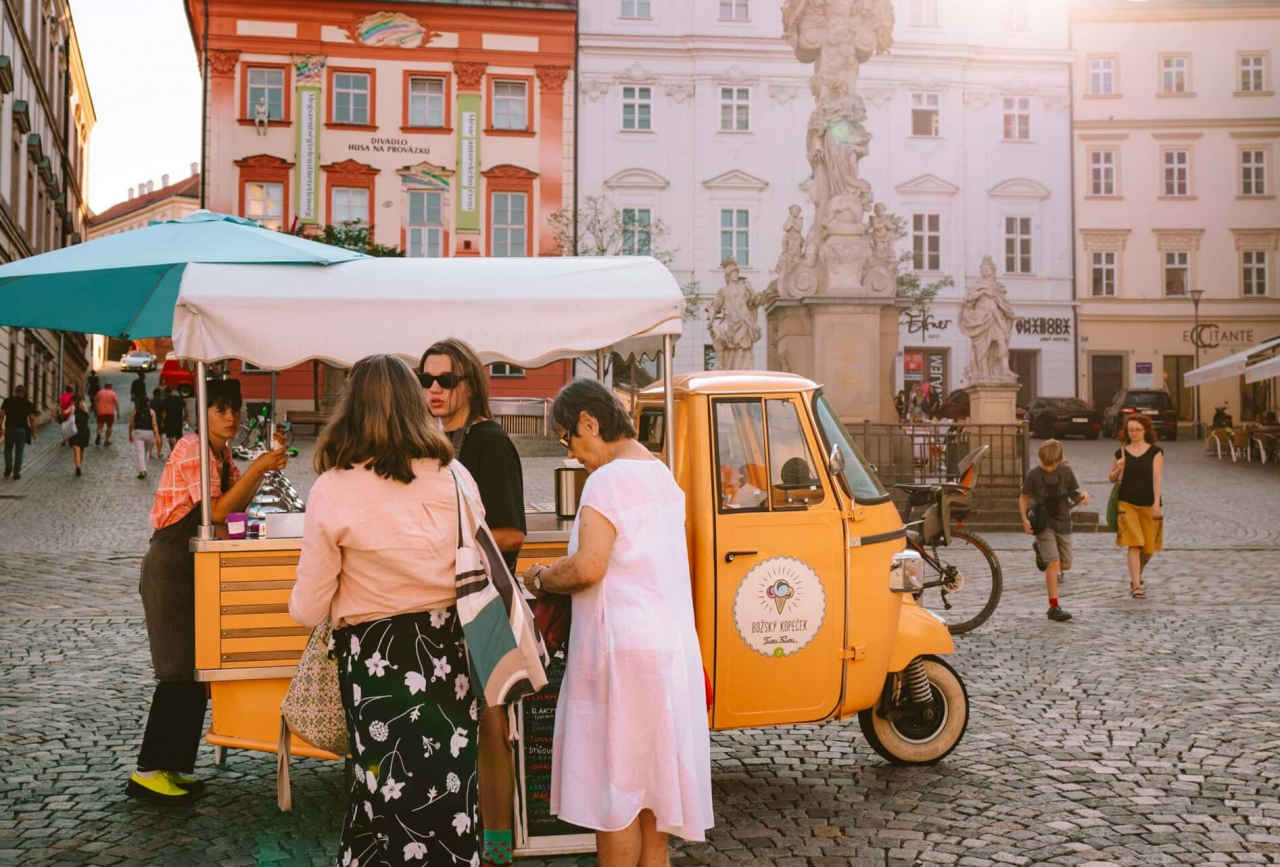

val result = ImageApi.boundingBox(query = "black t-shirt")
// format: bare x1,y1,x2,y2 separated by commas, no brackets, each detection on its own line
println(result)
1115,445,1162,507
164,396,187,432
454,420,526,572
1,396,35,432
130,377,147,403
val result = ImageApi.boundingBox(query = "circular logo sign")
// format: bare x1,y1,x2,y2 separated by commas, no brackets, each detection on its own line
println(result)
732,556,827,658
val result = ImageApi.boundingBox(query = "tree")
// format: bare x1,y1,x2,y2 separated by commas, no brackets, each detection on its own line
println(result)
291,221,404,257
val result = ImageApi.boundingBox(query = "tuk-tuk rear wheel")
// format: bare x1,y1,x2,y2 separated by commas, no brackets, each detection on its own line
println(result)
858,656,968,766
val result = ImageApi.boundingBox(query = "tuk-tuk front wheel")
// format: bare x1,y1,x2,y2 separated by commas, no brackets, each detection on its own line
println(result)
859,656,968,766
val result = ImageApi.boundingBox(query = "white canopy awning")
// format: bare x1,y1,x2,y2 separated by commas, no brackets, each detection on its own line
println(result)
1246,354,1280,384
171,256,683,369
1184,335,1280,388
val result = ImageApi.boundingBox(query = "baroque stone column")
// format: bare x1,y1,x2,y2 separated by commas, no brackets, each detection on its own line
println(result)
535,65,570,257
205,50,241,215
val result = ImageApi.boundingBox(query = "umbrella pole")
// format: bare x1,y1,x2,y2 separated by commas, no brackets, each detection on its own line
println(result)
196,362,214,540
596,349,605,383
663,335,675,470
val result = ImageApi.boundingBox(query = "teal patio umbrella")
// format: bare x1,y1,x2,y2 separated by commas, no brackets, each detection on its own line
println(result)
0,211,365,339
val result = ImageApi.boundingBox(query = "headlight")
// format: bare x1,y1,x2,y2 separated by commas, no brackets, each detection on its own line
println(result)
890,550,924,593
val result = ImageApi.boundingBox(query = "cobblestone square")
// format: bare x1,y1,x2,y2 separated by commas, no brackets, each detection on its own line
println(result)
2,401,1278,866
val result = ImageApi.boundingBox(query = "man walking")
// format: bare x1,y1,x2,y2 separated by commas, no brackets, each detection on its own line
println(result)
1,384,37,480
130,370,148,405
94,381,120,445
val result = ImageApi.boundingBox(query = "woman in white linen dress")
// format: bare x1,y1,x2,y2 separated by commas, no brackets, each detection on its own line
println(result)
521,379,713,865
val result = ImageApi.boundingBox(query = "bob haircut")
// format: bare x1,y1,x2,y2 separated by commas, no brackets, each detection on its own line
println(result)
1118,413,1157,446
420,338,491,424
316,354,453,484
551,378,637,443
206,378,243,413
1038,439,1064,465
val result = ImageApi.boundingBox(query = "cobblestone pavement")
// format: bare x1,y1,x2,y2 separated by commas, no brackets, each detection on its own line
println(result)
2,384,1278,866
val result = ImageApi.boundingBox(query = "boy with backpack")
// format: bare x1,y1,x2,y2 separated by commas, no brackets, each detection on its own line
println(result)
1020,439,1090,622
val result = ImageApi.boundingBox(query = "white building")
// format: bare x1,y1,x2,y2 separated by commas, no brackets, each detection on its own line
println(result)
578,0,1075,407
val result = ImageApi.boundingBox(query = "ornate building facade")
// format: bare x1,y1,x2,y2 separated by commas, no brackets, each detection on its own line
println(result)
1073,0,1280,422
0,0,94,412
185,0,575,407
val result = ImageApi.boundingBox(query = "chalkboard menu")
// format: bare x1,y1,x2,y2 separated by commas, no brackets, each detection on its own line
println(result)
516,649,594,848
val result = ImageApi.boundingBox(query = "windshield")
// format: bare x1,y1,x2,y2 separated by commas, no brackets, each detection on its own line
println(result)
812,392,887,502
1128,392,1172,409
1049,398,1091,411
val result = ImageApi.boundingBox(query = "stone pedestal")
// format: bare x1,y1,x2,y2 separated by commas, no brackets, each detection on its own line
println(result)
965,382,1020,425
768,297,907,422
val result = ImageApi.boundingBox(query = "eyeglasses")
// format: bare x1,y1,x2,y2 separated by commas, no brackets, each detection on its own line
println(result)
418,372,464,390
557,429,574,450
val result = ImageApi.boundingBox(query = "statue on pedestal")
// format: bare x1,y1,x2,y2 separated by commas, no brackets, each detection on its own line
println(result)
959,256,1017,385
706,258,777,370
254,96,270,136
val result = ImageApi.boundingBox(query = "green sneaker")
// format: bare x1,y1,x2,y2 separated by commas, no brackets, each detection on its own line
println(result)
125,770,196,804
164,771,205,793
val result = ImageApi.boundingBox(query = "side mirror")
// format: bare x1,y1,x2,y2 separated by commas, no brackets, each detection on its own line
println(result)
828,442,846,475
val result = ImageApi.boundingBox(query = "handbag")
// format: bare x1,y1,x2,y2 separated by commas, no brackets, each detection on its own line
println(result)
276,619,348,811
1106,453,1124,533
60,412,77,441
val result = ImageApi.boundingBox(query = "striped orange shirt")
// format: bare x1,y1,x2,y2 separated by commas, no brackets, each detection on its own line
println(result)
149,433,241,529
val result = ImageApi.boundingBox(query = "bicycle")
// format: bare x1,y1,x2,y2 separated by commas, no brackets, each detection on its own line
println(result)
235,404,293,453
894,445,1003,635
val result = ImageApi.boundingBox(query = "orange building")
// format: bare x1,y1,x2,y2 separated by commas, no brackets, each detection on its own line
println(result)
184,0,576,408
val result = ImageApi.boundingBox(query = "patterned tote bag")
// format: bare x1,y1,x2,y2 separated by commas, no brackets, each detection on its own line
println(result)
277,620,348,811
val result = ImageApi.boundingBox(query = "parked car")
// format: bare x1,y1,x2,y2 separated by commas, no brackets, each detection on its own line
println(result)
1026,397,1103,440
1101,389,1179,441
119,349,156,372
159,356,196,397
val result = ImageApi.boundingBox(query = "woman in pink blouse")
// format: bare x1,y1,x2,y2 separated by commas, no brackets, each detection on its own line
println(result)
292,354,484,867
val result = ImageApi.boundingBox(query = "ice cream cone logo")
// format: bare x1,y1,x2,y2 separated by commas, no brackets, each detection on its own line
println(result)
765,579,794,614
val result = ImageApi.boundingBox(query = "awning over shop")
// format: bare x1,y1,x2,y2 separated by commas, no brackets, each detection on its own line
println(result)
1184,336,1280,388
1245,354,1280,385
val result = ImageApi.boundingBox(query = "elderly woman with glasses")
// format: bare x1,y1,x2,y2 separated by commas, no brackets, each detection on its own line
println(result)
522,378,713,866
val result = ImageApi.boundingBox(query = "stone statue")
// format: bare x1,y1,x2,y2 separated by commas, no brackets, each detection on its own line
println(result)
959,256,1017,385
253,96,270,136
869,202,896,272
706,258,777,370
775,205,805,275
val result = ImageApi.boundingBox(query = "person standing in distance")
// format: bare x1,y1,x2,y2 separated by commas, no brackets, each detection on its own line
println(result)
420,338,526,867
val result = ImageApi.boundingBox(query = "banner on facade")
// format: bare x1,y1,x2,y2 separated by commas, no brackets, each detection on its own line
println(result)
457,94,480,232
296,87,321,225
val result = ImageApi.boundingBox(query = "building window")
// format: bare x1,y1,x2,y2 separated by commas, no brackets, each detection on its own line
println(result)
1164,251,1189,297
244,182,284,232
1243,251,1268,297
1090,150,1116,196
1239,54,1266,93
1161,56,1190,95
491,191,528,257
1089,58,1115,96
492,80,529,132
720,209,749,267
621,208,652,256
912,214,940,271
407,190,444,258
621,0,650,17
1004,216,1032,274
719,0,749,21
720,87,750,132
1002,96,1030,141
407,76,445,128
911,92,940,137
333,71,372,125
331,187,369,225
1091,251,1116,297
910,0,938,26
1242,149,1268,196
490,363,525,378
1163,149,1190,197
1002,0,1029,31
622,86,652,131
246,66,286,120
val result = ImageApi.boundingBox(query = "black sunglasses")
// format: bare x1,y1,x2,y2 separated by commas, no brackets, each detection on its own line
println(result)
557,429,574,450
418,372,465,390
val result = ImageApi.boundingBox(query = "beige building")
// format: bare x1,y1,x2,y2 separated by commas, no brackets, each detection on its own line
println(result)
86,168,201,238
1072,0,1280,428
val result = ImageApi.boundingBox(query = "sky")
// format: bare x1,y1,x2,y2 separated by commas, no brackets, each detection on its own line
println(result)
69,0,202,215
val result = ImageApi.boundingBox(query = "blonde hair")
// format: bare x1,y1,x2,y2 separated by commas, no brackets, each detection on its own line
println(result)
315,354,452,483
1038,439,1064,466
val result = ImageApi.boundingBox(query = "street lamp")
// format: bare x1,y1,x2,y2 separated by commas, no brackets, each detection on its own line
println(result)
1190,288,1204,436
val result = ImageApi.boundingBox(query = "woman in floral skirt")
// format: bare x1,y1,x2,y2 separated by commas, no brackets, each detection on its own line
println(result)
292,355,485,867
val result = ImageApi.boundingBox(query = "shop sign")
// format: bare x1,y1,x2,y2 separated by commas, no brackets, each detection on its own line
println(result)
1134,361,1155,389
346,137,432,156
456,96,480,232
295,87,320,224
1185,324,1254,350
732,556,827,658
901,309,952,342
1015,316,1071,343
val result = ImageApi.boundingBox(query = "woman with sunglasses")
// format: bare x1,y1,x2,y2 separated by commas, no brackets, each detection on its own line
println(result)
420,338,525,867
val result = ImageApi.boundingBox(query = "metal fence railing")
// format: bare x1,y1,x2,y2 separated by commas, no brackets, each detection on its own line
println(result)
493,398,551,437
848,421,1030,489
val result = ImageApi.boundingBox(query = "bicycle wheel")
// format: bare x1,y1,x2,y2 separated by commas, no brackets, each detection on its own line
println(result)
915,530,1002,635
234,421,256,448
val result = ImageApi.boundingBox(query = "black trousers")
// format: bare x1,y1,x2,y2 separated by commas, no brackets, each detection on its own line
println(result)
137,680,207,773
